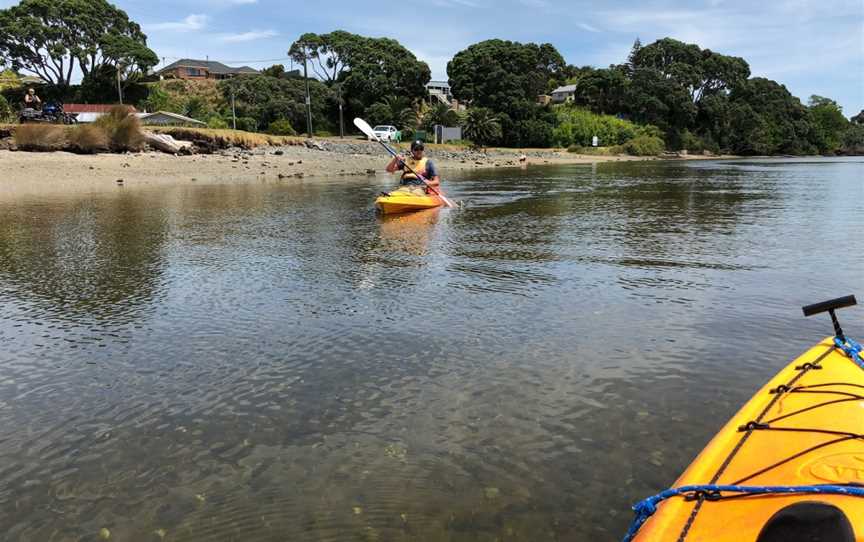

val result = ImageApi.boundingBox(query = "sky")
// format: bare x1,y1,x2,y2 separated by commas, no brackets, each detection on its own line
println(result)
2,0,863,115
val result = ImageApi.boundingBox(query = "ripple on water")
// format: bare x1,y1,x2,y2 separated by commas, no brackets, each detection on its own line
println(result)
0,159,862,540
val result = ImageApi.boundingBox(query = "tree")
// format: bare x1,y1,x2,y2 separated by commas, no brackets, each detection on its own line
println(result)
261,64,287,79
365,95,416,130
727,78,817,155
807,95,848,153
0,0,157,89
851,110,864,125
448,39,564,111
219,74,337,133
448,39,565,146
288,30,430,115
0,68,21,91
288,31,356,84
463,107,502,148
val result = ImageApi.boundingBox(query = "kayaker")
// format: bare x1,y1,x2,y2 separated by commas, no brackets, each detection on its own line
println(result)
386,140,440,191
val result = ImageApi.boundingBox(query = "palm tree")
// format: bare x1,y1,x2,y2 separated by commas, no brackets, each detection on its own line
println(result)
463,107,502,148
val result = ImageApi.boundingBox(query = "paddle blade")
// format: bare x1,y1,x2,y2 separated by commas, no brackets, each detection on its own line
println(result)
353,118,377,140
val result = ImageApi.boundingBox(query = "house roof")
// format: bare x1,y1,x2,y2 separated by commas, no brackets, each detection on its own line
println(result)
158,59,259,75
137,111,206,126
64,104,137,113
552,84,578,93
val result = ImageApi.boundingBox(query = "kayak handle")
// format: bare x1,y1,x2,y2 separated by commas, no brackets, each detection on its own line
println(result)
802,295,857,342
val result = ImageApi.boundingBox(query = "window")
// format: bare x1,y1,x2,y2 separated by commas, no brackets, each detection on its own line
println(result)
185,68,202,76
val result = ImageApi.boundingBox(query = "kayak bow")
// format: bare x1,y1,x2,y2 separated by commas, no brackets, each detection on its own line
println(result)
625,295,864,542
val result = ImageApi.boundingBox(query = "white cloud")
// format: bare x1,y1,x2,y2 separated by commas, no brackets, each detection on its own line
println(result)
146,14,208,32
220,30,279,43
577,22,601,33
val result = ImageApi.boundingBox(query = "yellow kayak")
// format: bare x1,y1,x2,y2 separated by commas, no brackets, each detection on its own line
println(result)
375,186,445,215
626,295,864,542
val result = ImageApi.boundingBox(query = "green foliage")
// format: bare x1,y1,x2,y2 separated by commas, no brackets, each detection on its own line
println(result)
423,102,461,131
219,74,335,135
235,117,258,132
552,106,654,148
463,107,502,148
448,39,565,146
0,93,13,122
840,124,864,154
448,39,564,109
267,119,296,136
261,64,287,79
140,85,176,113
207,115,228,129
365,95,415,131
727,78,817,155
289,30,430,119
183,96,212,121
807,95,848,153
621,135,665,156
0,68,21,91
0,0,157,87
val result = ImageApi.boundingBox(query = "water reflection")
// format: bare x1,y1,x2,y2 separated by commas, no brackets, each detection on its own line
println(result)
0,158,861,540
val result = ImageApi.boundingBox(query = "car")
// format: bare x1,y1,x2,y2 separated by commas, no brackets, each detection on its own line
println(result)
371,125,400,142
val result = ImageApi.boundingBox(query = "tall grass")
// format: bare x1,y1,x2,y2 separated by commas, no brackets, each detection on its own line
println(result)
94,106,145,151
67,124,109,153
13,124,68,151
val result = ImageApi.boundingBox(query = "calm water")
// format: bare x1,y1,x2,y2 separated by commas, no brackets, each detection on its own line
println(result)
0,158,862,541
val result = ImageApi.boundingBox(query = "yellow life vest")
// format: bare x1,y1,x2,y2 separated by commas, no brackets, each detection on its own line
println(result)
401,156,429,181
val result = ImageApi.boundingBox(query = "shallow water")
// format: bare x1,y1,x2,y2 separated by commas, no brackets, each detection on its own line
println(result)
0,157,862,541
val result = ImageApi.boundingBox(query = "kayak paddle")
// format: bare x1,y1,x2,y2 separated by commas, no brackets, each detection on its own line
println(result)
353,117,455,208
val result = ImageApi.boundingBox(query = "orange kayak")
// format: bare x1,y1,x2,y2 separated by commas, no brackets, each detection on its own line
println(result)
375,186,444,215
626,296,864,542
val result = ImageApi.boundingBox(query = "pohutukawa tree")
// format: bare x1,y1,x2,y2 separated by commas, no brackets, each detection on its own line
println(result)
0,0,158,88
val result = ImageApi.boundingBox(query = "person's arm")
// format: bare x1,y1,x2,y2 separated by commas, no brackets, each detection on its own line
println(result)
425,160,441,187
385,155,404,173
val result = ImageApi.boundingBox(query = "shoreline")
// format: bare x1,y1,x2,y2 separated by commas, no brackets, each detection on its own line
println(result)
0,143,732,198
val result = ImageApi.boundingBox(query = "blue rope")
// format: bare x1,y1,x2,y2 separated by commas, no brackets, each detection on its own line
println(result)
622,484,864,541
624,335,864,540
835,336,864,369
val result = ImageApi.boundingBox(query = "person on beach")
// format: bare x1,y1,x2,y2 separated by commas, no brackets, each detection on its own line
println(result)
24,88,42,109
385,140,440,193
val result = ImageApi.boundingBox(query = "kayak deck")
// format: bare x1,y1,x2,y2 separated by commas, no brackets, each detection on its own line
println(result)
633,336,864,541
375,186,444,215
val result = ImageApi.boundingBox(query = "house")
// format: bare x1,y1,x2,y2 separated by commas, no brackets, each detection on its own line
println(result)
550,84,577,104
64,104,137,123
426,80,453,105
137,111,206,127
157,59,259,80
537,94,552,105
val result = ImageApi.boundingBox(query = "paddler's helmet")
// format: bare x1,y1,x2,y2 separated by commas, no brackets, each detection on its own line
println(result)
411,140,424,151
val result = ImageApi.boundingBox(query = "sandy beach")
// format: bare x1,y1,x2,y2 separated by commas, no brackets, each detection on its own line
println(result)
0,139,724,199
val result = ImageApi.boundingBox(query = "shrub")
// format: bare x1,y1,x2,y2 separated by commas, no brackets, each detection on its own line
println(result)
235,117,258,132
552,106,662,149
0,94,13,123
207,115,229,129
567,144,586,153
68,124,109,153
622,135,665,156
313,129,332,138
13,124,68,151
95,106,145,151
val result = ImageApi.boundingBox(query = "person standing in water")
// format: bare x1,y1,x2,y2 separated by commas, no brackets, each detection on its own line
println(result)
386,140,440,192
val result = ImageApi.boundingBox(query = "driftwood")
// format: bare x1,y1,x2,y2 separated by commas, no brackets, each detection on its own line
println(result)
144,131,193,154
